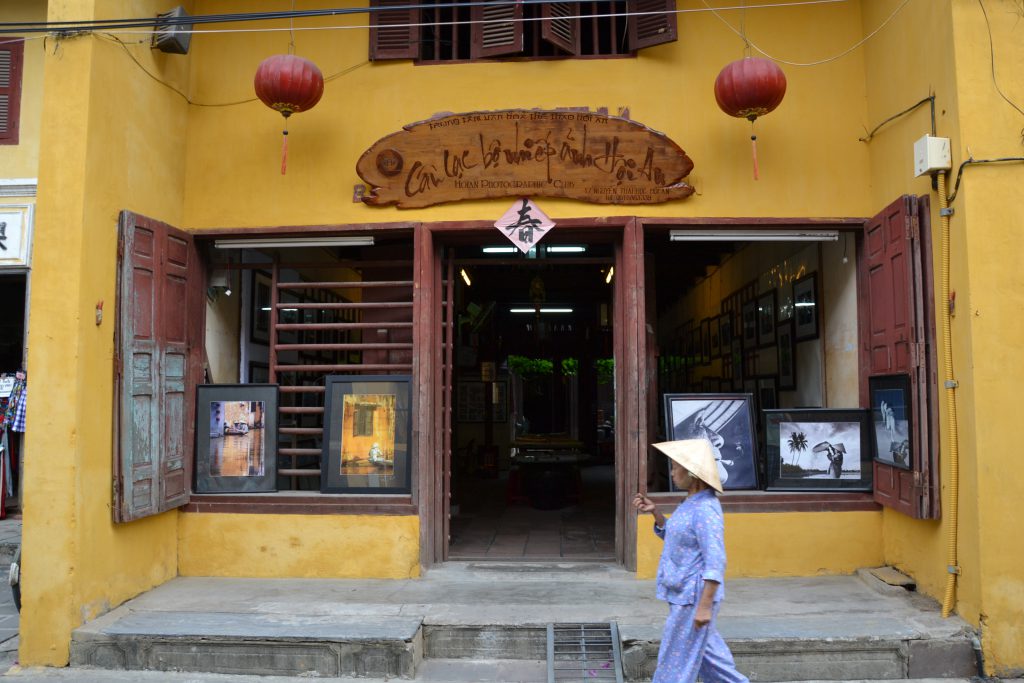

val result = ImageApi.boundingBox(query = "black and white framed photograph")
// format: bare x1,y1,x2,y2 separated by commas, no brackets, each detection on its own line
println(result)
757,290,776,347
719,313,733,349
248,361,270,384
757,376,778,411
321,375,413,494
793,272,820,341
777,280,794,322
730,339,744,391
764,408,872,491
777,319,796,390
741,300,757,348
250,271,272,345
663,393,759,490
710,316,721,359
869,374,913,470
701,318,711,365
195,384,279,493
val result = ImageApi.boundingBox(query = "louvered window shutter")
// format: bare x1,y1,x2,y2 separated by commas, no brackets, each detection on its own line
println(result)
627,0,677,50
114,212,205,522
0,38,24,145
541,2,581,55
861,196,939,519
369,0,421,60
471,1,524,59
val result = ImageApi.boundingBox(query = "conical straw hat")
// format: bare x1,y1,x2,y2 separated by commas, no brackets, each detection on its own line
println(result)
652,439,723,493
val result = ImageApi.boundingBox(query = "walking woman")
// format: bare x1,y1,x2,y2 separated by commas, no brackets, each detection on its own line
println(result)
632,439,748,683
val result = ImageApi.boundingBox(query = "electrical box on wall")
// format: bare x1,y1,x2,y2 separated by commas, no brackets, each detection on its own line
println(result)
914,135,951,177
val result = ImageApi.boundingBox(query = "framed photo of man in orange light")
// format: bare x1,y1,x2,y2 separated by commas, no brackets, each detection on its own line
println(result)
339,393,397,476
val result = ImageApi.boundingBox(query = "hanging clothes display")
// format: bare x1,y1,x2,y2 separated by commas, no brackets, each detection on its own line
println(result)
0,372,26,519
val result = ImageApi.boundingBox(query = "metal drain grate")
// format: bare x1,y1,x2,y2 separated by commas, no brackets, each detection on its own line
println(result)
547,622,624,682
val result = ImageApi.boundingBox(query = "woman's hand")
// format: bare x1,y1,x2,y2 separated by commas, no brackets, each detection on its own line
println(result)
632,493,656,514
693,604,712,629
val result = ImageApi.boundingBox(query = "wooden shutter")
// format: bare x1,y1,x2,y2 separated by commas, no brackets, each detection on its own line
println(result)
860,195,939,519
0,38,24,145
471,1,524,59
627,0,677,50
541,2,580,55
369,0,421,60
114,212,204,523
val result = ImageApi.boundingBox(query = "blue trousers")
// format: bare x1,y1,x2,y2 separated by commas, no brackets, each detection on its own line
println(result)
652,602,748,683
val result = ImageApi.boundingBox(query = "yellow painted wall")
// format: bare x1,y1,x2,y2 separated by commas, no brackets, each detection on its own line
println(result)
637,511,883,579
0,0,46,179
179,514,420,579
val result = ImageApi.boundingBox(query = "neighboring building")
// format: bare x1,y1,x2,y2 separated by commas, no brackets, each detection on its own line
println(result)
13,0,1024,676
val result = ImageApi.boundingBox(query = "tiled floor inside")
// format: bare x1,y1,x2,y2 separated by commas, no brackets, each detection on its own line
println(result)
448,464,616,560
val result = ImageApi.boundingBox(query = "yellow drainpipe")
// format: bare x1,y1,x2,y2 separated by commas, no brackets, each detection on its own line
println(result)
936,171,959,619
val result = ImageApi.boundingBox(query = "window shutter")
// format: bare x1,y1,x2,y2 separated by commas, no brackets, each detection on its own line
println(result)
114,212,204,523
627,0,677,50
471,1,524,59
0,38,24,145
369,0,420,60
541,2,580,55
861,195,939,519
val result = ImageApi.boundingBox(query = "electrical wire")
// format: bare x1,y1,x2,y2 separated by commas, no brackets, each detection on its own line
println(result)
946,156,1024,205
977,0,1024,142
859,95,935,143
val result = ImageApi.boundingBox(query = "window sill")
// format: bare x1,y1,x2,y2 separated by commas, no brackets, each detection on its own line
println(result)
648,491,879,514
183,492,416,516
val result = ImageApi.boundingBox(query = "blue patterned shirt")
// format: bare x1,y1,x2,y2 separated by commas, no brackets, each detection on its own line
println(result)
653,489,727,605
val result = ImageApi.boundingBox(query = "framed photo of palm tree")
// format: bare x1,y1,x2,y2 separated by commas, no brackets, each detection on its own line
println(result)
763,409,872,491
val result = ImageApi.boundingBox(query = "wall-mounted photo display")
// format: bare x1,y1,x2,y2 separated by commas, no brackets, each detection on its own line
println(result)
777,280,794,322
195,384,279,493
719,313,733,349
700,318,712,365
777,319,796,390
869,374,913,470
730,339,744,391
321,375,412,493
741,300,757,348
764,408,872,491
250,271,272,345
793,272,820,341
757,376,778,411
457,380,508,422
248,362,270,384
663,393,759,490
757,290,776,347
710,316,721,359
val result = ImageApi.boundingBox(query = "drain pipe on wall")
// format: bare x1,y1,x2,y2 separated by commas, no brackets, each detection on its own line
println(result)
936,171,961,620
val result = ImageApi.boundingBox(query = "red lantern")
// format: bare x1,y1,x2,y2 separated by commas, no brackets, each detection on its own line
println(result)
254,54,325,175
714,57,787,180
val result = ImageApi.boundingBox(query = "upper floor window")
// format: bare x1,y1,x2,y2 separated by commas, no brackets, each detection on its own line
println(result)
0,38,24,145
369,0,677,62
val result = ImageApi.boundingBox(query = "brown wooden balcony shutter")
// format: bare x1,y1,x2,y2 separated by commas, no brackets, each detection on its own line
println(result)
369,0,421,60
0,38,24,144
626,0,677,50
541,2,581,55
861,195,939,519
471,1,524,58
114,211,205,522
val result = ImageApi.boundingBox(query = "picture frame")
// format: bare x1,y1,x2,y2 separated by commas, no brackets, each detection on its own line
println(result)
248,361,270,384
662,393,759,490
250,271,272,345
741,300,757,348
730,339,744,391
764,408,873,491
321,374,413,493
709,316,721,359
701,318,711,365
194,384,279,494
869,374,913,470
757,376,778,411
456,380,509,422
757,290,776,348
777,319,796,391
719,313,733,349
793,272,820,341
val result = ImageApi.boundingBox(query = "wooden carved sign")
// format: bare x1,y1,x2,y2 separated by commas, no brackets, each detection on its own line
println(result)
356,109,695,209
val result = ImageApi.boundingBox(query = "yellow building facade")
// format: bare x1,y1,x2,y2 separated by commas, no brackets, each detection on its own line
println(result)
9,0,1024,675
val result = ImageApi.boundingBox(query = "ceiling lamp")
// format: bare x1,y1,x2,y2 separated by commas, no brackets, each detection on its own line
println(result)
254,54,325,175
714,57,787,181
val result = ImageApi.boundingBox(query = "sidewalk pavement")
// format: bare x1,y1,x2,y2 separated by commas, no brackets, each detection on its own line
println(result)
0,516,18,673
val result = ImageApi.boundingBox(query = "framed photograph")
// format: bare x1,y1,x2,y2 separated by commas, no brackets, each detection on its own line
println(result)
757,290,776,347
793,272,820,341
195,384,278,493
700,318,711,365
730,339,744,391
321,375,412,493
869,374,913,470
709,316,721,359
248,361,270,384
764,409,872,491
777,319,796,390
662,393,759,490
457,381,508,422
741,300,757,348
250,271,272,345
757,376,778,411
719,313,733,349
777,279,794,322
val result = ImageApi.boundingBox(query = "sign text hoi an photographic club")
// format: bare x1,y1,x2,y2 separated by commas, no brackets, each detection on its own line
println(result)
356,110,695,209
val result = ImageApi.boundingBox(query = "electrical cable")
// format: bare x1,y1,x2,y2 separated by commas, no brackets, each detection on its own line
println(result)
859,95,935,143
946,156,1024,205
977,0,1024,142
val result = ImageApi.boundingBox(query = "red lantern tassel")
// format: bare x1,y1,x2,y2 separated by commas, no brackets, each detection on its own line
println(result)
751,134,760,181
281,129,289,175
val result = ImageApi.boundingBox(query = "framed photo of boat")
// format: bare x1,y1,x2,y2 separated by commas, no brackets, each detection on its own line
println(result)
321,375,413,494
763,408,872,491
194,384,279,493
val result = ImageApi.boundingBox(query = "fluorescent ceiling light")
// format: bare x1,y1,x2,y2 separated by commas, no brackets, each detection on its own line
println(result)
482,246,516,253
460,268,472,286
669,229,839,242
509,307,574,314
605,266,614,284
214,236,374,248
547,245,587,253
